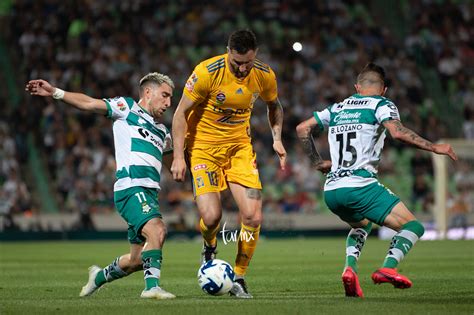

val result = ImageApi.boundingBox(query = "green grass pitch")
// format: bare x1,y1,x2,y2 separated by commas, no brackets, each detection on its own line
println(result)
1,238,473,314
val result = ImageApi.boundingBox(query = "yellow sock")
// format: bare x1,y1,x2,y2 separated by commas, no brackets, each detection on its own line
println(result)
199,218,219,247
235,224,260,276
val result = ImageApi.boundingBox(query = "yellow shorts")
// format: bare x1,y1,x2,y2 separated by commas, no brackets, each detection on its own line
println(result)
186,143,262,196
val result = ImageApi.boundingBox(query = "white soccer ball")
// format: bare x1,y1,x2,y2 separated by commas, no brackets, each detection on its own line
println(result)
197,259,235,295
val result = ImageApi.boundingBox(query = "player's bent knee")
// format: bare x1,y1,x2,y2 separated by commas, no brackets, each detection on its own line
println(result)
142,219,167,245
201,214,221,228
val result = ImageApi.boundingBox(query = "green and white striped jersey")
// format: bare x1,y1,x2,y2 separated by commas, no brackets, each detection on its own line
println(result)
314,94,400,191
104,96,172,192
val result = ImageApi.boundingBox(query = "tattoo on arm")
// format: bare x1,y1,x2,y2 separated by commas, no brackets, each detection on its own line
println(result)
297,124,324,167
267,99,284,141
388,120,434,151
246,188,262,200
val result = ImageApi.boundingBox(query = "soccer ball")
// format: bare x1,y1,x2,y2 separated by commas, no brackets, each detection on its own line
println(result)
197,259,235,295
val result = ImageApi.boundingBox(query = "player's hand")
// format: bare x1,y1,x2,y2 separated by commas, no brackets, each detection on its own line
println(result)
171,157,187,182
273,140,287,170
25,79,55,97
432,143,457,161
316,160,332,174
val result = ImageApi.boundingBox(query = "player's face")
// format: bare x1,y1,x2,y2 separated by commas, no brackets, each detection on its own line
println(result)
227,48,258,78
149,83,173,119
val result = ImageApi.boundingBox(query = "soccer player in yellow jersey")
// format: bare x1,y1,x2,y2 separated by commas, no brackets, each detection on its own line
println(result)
171,29,286,298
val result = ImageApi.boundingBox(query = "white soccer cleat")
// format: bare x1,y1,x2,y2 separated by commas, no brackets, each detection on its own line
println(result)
140,286,176,299
79,265,101,297
229,278,253,299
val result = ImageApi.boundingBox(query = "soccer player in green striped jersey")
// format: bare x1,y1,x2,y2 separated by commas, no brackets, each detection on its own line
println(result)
296,63,457,298
26,73,176,299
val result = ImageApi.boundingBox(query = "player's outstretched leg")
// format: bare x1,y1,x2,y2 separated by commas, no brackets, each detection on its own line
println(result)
342,222,372,297
372,220,424,289
80,257,129,297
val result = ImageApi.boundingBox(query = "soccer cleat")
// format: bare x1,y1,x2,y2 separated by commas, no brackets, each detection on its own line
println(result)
79,265,101,297
201,243,217,264
140,286,176,299
342,267,364,298
229,278,253,299
372,267,412,289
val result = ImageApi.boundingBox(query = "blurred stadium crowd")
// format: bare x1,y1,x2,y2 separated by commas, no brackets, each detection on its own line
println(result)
1,0,473,229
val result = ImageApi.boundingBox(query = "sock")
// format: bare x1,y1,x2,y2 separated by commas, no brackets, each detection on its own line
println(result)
200,218,220,247
94,256,128,287
383,220,425,268
345,222,372,273
234,224,260,276
142,249,162,290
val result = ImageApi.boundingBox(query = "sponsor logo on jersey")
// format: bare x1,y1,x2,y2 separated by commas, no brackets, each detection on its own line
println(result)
236,88,243,94
333,111,362,124
138,128,163,149
193,164,207,171
216,92,226,104
185,73,198,92
346,99,369,105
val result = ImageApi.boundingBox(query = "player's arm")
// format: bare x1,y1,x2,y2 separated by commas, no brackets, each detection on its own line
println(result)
171,94,195,182
25,79,107,114
296,116,332,172
383,119,457,161
266,98,287,170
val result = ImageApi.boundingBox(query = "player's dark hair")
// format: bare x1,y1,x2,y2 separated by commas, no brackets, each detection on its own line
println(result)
228,29,258,54
357,63,386,86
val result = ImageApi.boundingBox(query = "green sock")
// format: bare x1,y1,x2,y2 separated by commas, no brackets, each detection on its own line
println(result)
142,249,162,290
94,256,128,287
345,222,372,273
383,220,425,268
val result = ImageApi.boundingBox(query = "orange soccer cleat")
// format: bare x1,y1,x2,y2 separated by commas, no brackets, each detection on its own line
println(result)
371,268,412,289
342,267,364,298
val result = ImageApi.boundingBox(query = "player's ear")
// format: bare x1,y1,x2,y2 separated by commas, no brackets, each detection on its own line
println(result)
354,84,360,93
382,86,388,96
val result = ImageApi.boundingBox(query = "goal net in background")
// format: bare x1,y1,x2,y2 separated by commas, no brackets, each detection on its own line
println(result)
431,139,474,240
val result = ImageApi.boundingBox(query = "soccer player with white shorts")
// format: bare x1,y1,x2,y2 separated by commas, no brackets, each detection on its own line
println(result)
296,63,457,298
26,73,176,299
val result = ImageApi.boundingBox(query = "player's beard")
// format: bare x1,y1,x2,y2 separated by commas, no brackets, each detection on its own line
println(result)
231,64,249,78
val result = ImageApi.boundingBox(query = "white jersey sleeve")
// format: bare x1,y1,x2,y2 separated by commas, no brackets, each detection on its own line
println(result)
313,106,332,131
375,99,400,123
104,96,134,120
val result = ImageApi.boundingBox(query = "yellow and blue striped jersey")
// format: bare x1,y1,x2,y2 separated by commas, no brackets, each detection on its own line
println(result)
183,53,278,146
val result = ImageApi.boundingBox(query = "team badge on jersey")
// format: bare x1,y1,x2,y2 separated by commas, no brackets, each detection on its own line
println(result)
216,92,226,104
185,73,198,92
236,88,243,95
117,102,126,111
